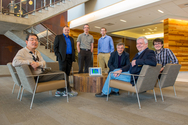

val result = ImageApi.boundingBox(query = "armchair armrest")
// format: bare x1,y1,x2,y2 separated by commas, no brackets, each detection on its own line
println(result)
109,72,145,85
43,67,52,70
160,73,167,75
109,72,144,77
26,71,66,77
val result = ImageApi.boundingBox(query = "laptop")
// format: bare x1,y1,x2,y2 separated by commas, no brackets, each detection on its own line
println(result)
89,67,102,77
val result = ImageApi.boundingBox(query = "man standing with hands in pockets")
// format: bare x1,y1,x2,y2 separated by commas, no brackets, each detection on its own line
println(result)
77,24,94,73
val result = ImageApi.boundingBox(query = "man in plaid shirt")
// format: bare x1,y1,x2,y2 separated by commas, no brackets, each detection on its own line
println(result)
153,38,178,72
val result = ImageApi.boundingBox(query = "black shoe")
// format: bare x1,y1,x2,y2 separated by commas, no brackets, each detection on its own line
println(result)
140,91,147,93
110,91,120,95
95,92,109,97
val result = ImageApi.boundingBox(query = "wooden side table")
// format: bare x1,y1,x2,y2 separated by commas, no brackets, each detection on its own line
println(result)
73,73,108,93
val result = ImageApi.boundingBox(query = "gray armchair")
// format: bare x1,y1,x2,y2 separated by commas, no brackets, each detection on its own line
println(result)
157,64,181,101
107,64,161,109
15,64,68,109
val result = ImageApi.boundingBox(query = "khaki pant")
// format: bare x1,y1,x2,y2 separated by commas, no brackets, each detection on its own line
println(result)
98,53,110,72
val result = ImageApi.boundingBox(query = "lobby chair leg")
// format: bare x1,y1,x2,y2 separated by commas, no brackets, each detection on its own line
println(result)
158,79,164,102
20,88,24,101
12,83,16,94
136,92,141,109
17,86,22,99
153,89,157,102
30,92,36,109
159,87,164,102
173,85,177,97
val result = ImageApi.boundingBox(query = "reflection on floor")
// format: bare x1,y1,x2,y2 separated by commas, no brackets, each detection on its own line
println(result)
0,74,188,125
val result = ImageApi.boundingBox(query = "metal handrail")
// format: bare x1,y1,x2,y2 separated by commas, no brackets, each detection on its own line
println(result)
24,22,56,52
3,0,68,17
41,23,57,37
22,0,66,16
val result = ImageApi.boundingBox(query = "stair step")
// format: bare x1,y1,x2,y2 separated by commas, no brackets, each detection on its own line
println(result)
31,12,35,15
38,9,42,13
56,2,61,5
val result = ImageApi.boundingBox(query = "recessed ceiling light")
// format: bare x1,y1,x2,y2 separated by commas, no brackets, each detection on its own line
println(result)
95,26,101,29
158,10,164,13
120,19,127,22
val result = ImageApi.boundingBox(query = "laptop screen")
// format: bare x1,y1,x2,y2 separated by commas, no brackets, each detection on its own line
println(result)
89,67,102,76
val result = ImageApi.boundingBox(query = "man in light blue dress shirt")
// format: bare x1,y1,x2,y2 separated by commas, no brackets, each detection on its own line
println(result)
98,27,114,72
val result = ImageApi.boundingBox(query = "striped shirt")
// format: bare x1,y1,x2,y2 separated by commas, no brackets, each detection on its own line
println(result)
155,48,178,67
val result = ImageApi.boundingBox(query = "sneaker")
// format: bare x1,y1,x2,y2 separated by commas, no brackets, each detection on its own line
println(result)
68,89,78,96
55,91,62,97
61,91,68,97
55,91,67,97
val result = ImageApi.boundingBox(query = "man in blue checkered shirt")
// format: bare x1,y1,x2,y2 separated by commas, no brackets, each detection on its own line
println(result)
153,38,178,72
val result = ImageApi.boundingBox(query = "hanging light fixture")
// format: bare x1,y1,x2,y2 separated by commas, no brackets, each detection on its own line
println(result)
29,0,33,5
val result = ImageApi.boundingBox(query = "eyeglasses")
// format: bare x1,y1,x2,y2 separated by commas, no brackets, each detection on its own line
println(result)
28,39,38,42
154,42,162,45
117,47,124,49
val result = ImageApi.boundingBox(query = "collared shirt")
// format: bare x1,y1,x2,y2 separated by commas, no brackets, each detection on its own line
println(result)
98,35,114,54
138,48,146,55
12,47,46,75
63,33,72,54
77,33,94,49
155,48,178,67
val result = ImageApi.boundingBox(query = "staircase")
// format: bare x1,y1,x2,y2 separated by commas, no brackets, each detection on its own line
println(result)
1,0,88,62
5,23,57,62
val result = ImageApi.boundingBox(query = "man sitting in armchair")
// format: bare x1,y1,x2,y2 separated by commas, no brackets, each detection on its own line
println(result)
12,33,68,97
95,36,157,97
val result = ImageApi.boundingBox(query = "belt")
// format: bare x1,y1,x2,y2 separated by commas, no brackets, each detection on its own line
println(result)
100,52,110,54
80,48,90,51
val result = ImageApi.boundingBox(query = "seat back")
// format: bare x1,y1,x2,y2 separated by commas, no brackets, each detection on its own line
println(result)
15,65,36,93
7,63,21,86
46,62,59,71
160,64,181,88
136,64,161,93
72,62,79,73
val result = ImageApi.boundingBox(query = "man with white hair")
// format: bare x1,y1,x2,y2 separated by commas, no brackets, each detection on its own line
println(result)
95,36,157,97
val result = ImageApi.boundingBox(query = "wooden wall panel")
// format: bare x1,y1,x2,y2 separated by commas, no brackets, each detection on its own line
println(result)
164,18,188,71
0,35,22,65
42,12,67,35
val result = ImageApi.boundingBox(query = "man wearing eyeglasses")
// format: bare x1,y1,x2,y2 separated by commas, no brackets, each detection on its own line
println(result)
153,38,178,73
95,36,156,97
13,33,66,96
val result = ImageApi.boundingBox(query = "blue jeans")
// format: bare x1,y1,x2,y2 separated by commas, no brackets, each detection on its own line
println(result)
102,69,131,95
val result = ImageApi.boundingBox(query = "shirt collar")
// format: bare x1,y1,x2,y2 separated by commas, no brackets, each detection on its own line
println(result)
83,33,89,36
63,33,69,38
102,35,107,39
25,47,36,55
138,48,147,55
155,48,164,54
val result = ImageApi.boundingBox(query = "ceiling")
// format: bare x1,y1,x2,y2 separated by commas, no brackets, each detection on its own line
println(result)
111,23,163,39
71,0,188,38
